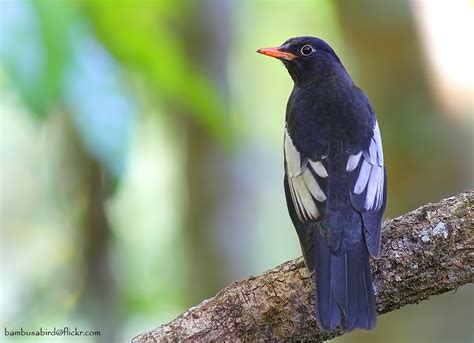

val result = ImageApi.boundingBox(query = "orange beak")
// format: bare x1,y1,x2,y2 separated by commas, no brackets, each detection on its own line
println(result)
257,47,297,61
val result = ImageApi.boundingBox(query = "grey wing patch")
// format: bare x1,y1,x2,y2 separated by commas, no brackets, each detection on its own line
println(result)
285,129,327,222
347,122,385,212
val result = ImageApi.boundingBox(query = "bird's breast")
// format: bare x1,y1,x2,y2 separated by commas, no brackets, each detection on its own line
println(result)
286,84,369,158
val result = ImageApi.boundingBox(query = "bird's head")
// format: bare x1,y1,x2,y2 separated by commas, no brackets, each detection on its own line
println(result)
257,36,347,86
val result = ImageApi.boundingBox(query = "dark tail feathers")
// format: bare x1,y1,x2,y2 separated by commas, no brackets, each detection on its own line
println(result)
314,232,376,331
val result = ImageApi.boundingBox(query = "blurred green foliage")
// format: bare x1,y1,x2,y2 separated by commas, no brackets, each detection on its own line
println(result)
85,0,232,145
2,0,73,118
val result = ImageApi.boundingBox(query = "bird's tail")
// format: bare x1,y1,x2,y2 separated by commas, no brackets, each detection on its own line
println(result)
314,232,376,331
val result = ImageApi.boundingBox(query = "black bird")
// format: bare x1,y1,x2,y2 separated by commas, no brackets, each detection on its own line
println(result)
257,37,387,332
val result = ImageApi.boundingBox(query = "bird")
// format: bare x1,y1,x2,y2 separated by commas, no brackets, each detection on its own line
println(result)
257,37,387,332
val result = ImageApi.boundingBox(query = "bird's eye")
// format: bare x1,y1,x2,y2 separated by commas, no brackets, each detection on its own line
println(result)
301,44,314,56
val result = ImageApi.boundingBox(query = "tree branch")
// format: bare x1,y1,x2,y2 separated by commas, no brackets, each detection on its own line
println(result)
132,191,473,342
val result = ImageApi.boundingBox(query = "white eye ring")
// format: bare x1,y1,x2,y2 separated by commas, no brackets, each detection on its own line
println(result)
301,44,314,56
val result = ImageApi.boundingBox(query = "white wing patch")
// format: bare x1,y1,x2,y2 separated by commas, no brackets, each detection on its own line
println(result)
309,160,328,178
346,151,362,172
347,122,385,211
285,129,327,221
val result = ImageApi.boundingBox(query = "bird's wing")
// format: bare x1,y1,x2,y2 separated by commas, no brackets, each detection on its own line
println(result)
284,128,328,222
346,121,387,257
284,128,328,270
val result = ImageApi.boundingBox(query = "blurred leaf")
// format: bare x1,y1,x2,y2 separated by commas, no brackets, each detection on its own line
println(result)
63,23,135,178
0,0,134,177
0,0,76,119
84,0,232,145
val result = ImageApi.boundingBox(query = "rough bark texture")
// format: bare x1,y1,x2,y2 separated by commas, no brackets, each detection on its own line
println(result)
132,191,473,342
